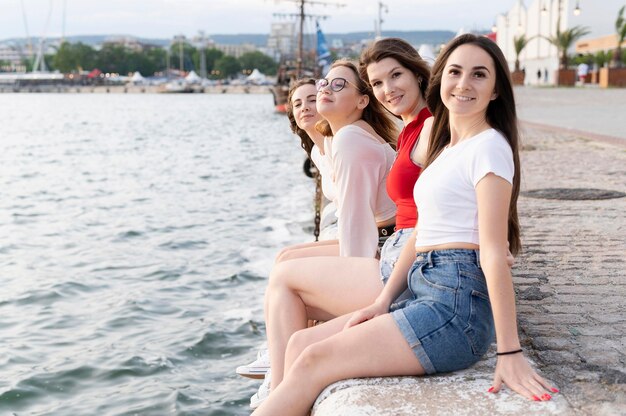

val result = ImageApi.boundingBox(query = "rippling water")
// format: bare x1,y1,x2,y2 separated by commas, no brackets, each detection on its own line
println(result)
0,93,315,415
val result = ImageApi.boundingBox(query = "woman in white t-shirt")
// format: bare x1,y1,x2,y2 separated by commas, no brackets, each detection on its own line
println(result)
252,34,559,415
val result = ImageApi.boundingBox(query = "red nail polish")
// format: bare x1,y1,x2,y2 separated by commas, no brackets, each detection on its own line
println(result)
542,394,552,400
532,395,540,401
551,388,560,393
487,386,494,393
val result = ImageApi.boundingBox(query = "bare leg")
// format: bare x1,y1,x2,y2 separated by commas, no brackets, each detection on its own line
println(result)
253,314,425,416
275,240,339,263
264,241,340,330
266,256,383,387
285,314,352,374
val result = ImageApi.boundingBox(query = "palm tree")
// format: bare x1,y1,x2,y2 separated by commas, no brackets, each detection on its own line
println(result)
545,20,590,69
513,34,531,72
614,5,626,68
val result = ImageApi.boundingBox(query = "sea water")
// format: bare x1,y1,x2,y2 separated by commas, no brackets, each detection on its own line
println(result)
0,93,315,415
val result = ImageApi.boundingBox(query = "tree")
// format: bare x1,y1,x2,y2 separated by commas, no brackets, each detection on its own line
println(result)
53,42,97,72
544,21,590,68
593,50,613,69
96,43,132,73
214,55,241,79
513,35,531,72
169,41,197,72
614,5,626,68
204,48,224,73
238,51,278,75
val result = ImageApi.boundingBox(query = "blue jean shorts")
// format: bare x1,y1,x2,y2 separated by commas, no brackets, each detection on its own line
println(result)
379,228,414,303
390,249,495,374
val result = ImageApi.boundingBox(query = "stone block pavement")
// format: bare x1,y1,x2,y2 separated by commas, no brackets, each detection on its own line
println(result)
514,125,626,415
313,125,626,415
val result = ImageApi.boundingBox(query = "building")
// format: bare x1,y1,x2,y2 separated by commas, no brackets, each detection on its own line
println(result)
576,34,626,54
0,43,27,71
267,22,296,61
214,43,257,59
494,0,625,85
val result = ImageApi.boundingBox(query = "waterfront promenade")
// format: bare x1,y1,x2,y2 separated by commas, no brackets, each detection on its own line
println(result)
314,87,626,415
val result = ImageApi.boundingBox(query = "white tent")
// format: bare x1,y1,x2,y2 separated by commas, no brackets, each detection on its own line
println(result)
130,71,146,84
246,68,267,85
417,44,436,67
185,70,202,84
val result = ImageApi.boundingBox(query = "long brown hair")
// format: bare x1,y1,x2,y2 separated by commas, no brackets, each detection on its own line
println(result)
316,59,398,148
425,34,522,255
358,37,431,118
287,78,317,158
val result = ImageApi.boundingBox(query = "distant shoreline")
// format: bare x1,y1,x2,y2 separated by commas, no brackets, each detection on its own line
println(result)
0,84,272,94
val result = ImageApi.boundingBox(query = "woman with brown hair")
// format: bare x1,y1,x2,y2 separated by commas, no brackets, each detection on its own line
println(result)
252,34,558,415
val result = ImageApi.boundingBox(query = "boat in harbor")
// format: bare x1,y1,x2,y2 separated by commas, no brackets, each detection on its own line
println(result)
270,0,335,113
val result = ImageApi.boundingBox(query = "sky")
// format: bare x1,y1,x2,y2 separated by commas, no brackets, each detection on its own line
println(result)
1,0,619,42
0,0,517,41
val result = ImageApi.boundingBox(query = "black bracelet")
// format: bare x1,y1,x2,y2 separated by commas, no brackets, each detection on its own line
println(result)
496,348,523,356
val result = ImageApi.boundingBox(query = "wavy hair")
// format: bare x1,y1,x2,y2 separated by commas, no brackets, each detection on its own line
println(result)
287,78,317,158
316,59,398,148
358,37,431,117
425,34,522,255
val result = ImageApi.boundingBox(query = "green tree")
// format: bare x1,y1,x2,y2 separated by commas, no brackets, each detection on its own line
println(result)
593,50,613,68
238,51,278,75
96,43,132,73
513,34,531,72
169,41,197,72
205,48,224,73
544,21,590,69
614,5,626,67
214,55,241,79
53,42,97,72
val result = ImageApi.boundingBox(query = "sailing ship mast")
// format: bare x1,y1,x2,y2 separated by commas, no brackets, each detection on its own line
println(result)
275,0,344,78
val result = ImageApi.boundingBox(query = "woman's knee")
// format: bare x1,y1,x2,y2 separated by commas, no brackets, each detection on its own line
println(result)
287,328,316,360
291,341,331,377
267,262,290,289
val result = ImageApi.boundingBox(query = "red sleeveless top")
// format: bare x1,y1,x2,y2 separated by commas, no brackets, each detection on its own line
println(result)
386,107,431,230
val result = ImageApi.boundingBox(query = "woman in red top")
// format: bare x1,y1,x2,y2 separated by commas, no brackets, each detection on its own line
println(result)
247,39,433,408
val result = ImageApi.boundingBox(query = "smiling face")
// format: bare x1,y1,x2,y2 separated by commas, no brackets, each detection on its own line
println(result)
366,57,422,122
316,65,367,122
440,44,497,119
290,83,321,132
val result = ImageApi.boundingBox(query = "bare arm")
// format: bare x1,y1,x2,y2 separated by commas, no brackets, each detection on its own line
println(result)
476,174,555,401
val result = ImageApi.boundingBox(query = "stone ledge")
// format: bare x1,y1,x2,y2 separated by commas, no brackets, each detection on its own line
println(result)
312,353,571,416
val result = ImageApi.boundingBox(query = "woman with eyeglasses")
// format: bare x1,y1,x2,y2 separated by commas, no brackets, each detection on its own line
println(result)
245,50,439,409
252,34,558,415
242,65,398,408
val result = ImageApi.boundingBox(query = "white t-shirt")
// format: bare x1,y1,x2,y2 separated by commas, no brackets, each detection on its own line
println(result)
413,128,514,248
326,124,397,258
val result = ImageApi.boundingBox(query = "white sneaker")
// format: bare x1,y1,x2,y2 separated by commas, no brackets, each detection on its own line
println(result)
236,348,270,379
250,369,271,409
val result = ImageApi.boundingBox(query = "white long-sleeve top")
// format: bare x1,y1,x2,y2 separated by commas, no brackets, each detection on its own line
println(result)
310,144,337,202
326,124,397,258
310,143,338,237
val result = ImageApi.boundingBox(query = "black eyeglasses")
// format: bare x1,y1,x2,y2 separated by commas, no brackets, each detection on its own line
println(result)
315,77,358,92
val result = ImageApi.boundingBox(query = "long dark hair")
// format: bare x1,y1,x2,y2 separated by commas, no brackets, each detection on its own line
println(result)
316,59,398,148
358,37,431,117
287,78,317,158
425,34,522,255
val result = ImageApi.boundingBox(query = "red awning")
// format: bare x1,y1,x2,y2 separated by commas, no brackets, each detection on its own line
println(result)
87,68,102,79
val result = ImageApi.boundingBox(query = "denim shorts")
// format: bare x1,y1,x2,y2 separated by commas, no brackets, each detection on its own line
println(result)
390,249,495,374
379,228,414,303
